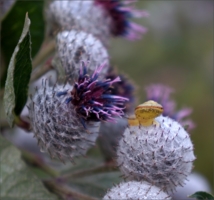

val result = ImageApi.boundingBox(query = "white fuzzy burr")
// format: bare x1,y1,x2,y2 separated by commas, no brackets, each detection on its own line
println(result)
103,181,171,199
55,30,109,82
46,0,112,45
28,83,100,162
117,115,196,193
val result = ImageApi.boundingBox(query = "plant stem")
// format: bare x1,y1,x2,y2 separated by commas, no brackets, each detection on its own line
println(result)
32,39,55,69
21,150,59,178
14,115,31,131
44,179,98,200
61,163,117,180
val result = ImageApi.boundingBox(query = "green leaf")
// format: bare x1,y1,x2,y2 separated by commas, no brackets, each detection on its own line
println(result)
189,192,214,200
1,0,45,88
0,135,59,200
3,13,32,127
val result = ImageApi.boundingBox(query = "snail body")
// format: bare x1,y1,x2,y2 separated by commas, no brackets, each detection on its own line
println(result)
128,100,163,127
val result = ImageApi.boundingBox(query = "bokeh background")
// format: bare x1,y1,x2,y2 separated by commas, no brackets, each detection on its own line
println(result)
109,0,213,191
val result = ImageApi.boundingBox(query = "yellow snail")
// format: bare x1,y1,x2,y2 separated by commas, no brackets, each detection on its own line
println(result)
128,100,163,127
127,114,139,126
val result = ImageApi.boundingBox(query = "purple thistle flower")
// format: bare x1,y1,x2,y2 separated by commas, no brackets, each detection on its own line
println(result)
105,66,136,114
57,62,128,125
94,0,148,40
145,84,195,131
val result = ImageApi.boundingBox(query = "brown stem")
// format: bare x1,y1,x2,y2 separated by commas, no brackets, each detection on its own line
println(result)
21,150,59,178
44,180,98,200
61,163,117,180
0,116,31,131
32,39,55,69
14,115,31,131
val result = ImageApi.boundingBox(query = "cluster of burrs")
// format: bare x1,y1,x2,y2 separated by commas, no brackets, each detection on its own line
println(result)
28,63,129,162
29,0,147,162
103,100,195,198
28,1,196,198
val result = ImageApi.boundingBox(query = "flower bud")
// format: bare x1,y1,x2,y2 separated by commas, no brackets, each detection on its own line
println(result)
55,30,109,82
103,181,171,199
46,0,148,44
46,0,111,45
117,115,196,193
28,83,100,162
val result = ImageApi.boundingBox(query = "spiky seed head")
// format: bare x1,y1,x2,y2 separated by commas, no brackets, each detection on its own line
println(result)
55,30,109,83
103,181,171,199
95,0,148,40
46,0,148,44
28,83,100,161
117,115,196,193
57,62,129,126
46,0,112,45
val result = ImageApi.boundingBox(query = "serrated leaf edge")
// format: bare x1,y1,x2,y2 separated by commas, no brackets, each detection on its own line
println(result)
3,13,31,127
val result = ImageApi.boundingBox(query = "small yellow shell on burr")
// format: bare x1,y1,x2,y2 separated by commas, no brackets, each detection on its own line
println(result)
134,100,163,126
127,114,139,126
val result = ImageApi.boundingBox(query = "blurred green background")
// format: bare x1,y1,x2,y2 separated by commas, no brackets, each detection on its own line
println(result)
109,0,213,191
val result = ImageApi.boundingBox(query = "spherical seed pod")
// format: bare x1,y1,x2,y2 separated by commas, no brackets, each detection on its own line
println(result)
28,64,128,162
55,30,109,82
103,181,171,200
28,83,100,162
46,0,112,45
117,115,196,193
46,0,148,45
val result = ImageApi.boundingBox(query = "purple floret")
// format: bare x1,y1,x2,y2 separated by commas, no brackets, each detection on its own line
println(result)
95,0,148,40
58,62,128,124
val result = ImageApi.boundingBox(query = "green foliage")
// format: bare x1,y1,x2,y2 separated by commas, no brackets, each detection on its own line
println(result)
0,135,59,200
3,13,32,127
189,192,214,200
1,0,45,87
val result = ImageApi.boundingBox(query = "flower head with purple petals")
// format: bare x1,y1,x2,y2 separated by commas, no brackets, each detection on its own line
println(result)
145,84,195,131
105,66,136,113
95,0,148,40
57,62,128,126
